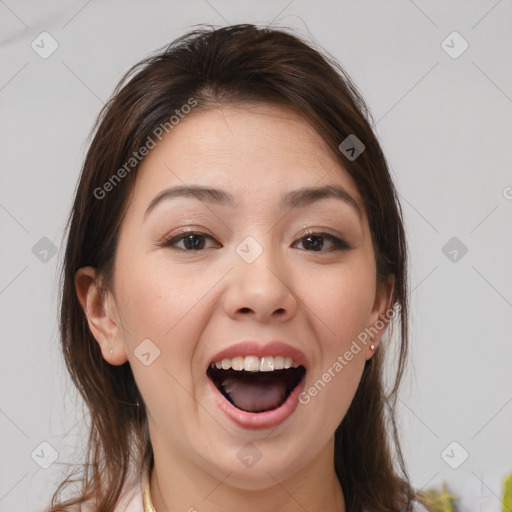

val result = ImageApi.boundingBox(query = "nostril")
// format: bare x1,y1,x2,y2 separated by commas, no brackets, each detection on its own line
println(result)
239,307,252,314
273,308,286,315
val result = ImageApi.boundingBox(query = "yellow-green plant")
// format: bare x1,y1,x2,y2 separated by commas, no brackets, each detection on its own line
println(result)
421,482,457,512
420,473,512,512
503,474,512,512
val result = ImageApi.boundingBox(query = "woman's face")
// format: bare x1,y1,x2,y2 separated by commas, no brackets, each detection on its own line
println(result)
85,103,392,489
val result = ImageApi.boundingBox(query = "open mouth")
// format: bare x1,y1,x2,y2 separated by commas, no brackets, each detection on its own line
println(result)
207,363,307,414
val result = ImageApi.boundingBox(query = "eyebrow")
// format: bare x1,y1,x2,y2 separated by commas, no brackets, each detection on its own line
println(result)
144,184,363,220
282,185,362,219
144,185,235,220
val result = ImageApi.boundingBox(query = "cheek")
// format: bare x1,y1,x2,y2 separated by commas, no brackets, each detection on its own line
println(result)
113,252,231,387
115,251,214,341
112,253,200,386
301,257,376,347
295,253,375,425
114,254,218,419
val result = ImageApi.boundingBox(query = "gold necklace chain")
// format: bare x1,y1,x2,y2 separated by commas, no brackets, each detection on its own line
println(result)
142,466,157,512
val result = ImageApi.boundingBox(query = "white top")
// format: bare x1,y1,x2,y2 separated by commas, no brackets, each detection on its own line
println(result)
109,471,430,512
112,485,143,512
113,467,152,512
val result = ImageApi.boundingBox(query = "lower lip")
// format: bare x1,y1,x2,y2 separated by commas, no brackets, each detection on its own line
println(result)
207,375,306,430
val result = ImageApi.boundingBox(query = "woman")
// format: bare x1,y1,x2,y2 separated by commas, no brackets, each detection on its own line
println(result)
50,24,430,512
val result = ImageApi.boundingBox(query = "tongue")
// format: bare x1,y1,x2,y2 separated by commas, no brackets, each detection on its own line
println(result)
222,375,287,412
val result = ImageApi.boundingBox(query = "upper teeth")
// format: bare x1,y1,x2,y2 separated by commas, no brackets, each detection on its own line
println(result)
212,356,299,372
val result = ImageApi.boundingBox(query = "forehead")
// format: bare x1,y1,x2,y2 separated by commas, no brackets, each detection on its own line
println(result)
131,103,363,212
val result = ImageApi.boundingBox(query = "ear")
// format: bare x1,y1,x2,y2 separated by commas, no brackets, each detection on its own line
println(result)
75,266,128,365
365,274,395,360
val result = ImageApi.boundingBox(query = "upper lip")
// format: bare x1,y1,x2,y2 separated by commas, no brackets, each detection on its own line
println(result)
208,341,308,369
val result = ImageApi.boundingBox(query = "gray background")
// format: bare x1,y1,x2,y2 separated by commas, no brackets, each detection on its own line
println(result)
1,1,511,511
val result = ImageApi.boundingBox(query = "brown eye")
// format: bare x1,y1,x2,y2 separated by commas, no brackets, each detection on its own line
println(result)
181,234,207,250
294,233,351,252
302,235,324,251
160,232,221,251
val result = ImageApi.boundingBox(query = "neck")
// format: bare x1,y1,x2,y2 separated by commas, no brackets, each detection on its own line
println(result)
149,436,345,512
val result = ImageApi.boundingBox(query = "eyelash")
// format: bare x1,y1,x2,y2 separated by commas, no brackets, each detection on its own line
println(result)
295,231,352,252
157,229,352,253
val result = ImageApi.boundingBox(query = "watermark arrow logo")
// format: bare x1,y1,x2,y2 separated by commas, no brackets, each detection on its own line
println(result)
338,134,365,161
237,442,262,468
441,441,469,469
32,237,58,263
442,237,468,263
441,31,469,59
31,441,59,469
134,339,160,366
31,32,59,59
236,236,263,264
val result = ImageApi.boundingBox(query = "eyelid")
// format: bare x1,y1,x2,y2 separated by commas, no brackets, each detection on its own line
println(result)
293,228,353,251
157,227,221,249
156,226,352,252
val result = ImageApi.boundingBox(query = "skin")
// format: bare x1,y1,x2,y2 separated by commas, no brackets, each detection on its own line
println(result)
76,103,394,512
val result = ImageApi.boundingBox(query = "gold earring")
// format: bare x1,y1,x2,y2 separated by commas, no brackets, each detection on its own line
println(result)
370,335,375,351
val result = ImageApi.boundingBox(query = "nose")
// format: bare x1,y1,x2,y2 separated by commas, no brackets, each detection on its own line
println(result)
222,251,298,324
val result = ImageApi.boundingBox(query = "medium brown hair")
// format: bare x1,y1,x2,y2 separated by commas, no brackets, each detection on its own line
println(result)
50,24,428,512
